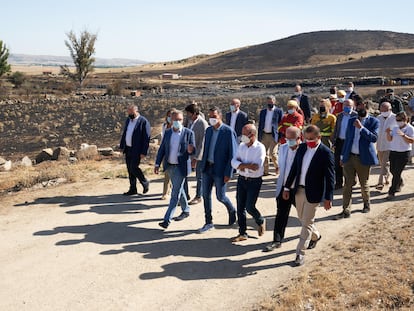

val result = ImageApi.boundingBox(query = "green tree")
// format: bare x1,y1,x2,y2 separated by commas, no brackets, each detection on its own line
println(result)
60,30,97,88
8,71,27,88
0,40,11,77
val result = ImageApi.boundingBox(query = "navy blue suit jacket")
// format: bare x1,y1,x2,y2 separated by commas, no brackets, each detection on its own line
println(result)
285,143,335,203
155,128,195,177
341,115,379,166
257,107,283,141
200,123,238,178
119,116,151,156
225,110,248,137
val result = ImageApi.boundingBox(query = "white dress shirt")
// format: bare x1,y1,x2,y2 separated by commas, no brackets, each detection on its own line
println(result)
351,117,368,155
231,140,266,178
390,124,414,152
230,111,239,131
284,147,297,186
299,143,320,186
377,113,396,152
168,129,182,164
264,108,274,133
125,116,139,147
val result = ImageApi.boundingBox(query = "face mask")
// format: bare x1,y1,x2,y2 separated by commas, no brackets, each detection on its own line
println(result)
287,139,298,147
347,87,353,93
338,98,345,103
357,109,367,118
128,114,136,120
241,135,250,144
381,111,391,118
267,103,274,109
173,120,182,130
294,92,301,96
230,105,236,112
287,109,295,115
306,140,318,149
319,106,326,114
209,118,218,126
167,116,171,123
397,121,406,128
343,106,352,114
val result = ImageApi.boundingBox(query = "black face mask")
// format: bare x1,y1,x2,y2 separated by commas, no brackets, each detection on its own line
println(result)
267,103,274,109
357,109,367,118
319,106,326,113
128,114,136,120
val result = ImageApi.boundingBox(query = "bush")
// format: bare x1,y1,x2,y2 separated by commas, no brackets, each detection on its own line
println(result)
8,71,27,88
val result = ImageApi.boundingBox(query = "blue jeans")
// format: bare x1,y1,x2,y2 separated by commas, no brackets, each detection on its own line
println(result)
195,160,203,198
163,165,189,223
202,165,235,224
236,176,264,236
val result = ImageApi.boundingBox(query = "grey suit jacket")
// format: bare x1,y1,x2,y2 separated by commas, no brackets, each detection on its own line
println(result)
332,110,358,144
191,117,209,161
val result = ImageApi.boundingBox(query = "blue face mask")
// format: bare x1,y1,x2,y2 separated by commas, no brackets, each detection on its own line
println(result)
167,116,171,123
288,109,295,115
343,106,352,114
287,139,297,147
173,120,182,130
230,105,236,112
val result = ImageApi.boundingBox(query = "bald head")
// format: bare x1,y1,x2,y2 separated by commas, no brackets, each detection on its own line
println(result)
241,123,257,145
230,98,241,112
380,101,392,112
286,126,301,139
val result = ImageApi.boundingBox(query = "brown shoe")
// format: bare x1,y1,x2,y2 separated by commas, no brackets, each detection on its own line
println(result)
258,219,265,236
189,197,202,205
231,234,248,242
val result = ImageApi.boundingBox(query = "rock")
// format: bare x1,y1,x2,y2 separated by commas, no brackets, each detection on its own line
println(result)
112,151,122,158
0,157,6,166
35,148,54,164
76,144,98,160
3,160,12,171
21,156,32,167
98,147,114,157
52,146,71,161
69,157,78,163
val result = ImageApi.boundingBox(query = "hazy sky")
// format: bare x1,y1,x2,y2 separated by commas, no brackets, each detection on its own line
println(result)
3,0,414,62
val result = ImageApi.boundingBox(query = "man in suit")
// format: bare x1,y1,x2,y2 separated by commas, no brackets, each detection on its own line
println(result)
119,104,151,195
283,125,335,266
154,110,195,229
258,95,283,175
225,98,248,142
332,99,358,189
293,84,311,123
199,107,238,233
264,126,302,252
335,100,379,219
345,82,358,100
185,103,209,205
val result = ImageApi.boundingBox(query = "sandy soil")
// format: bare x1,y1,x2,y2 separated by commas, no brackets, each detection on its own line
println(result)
1,163,413,311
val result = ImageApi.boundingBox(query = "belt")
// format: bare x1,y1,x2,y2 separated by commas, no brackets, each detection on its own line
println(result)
298,185,305,188
350,153,359,157
167,162,178,166
239,175,262,181
263,131,272,134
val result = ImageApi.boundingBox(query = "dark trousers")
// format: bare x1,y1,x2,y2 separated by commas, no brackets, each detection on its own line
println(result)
273,192,295,243
334,138,345,186
236,176,264,236
389,150,410,195
125,148,148,191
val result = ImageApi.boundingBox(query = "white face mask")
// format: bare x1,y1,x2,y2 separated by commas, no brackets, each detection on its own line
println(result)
381,111,391,118
294,92,301,96
347,87,353,93
240,135,250,144
338,98,345,103
209,118,218,126
397,121,406,128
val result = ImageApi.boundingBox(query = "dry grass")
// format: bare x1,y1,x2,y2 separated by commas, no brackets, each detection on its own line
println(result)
258,200,414,311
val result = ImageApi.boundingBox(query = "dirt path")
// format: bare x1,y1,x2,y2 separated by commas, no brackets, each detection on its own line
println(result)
1,164,413,310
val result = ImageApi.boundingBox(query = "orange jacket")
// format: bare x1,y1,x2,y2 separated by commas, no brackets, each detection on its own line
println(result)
278,111,304,144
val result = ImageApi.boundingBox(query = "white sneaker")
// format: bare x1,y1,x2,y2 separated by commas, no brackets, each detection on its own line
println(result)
198,223,214,233
294,254,305,266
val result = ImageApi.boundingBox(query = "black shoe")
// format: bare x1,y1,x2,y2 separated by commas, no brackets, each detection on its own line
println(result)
174,212,189,221
158,221,169,229
334,211,350,220
362,203,370,213
228,211,237,226
263,241,282,252
307,235,322,249
335,184,343,190
143,182,149,194
123,189,137,196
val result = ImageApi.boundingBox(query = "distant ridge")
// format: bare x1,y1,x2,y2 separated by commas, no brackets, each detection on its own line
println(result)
9,54,148,68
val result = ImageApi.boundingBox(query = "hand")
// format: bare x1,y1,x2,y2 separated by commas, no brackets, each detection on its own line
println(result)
397,129,404,137
323,200,332,211
191,158,197,168
385,127,392,134
224,176,231,183
140,154,145,159
353,119,362,129
238,164,246,172
282,190,290,200
248,163,259,171
340,160,344,167
154,166,159,174
187,144,194,154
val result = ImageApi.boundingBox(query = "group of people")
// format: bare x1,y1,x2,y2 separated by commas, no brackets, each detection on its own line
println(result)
119,83,414,266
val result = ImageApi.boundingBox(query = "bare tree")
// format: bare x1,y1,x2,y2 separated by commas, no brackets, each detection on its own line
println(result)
0,40,11,78
61,30,97,88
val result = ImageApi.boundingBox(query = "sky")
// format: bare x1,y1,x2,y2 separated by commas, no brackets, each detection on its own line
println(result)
2,0,414,62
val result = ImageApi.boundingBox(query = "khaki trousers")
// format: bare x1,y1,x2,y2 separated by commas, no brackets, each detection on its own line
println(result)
295,187,320,256
377,150,390,185
261,133,278,174
342,154,371,213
